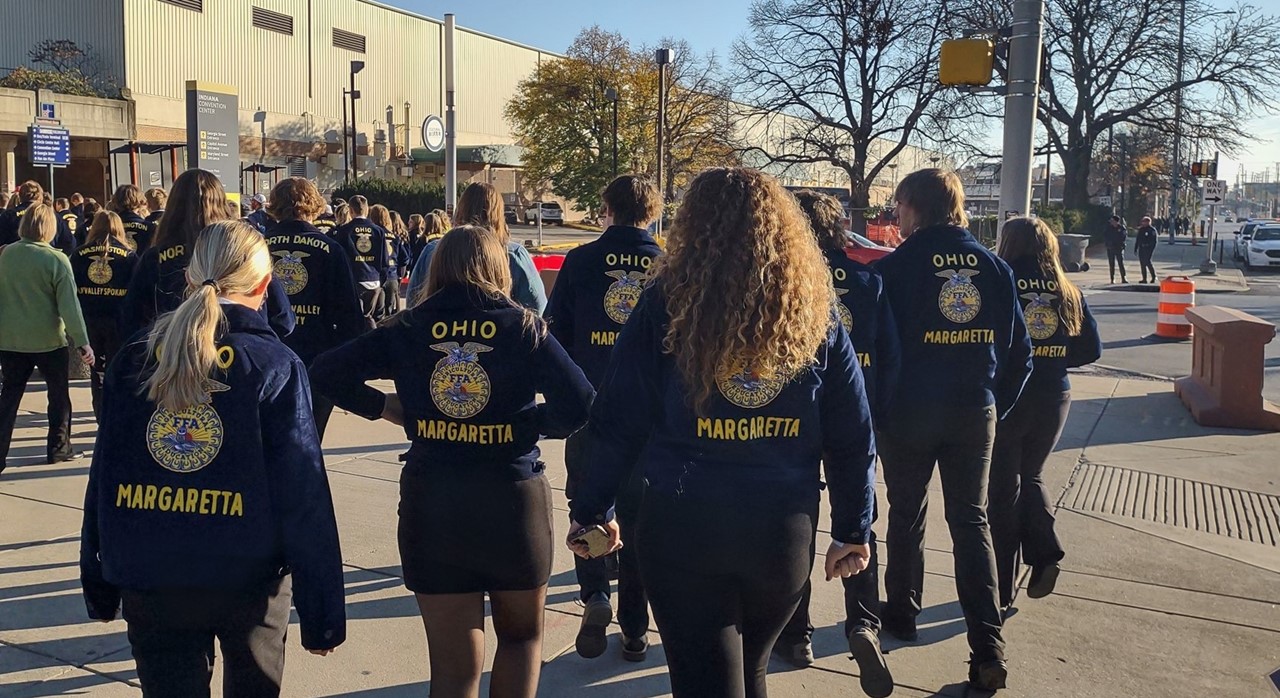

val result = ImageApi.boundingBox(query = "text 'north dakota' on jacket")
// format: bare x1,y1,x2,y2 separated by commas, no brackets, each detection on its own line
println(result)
266,219,366,364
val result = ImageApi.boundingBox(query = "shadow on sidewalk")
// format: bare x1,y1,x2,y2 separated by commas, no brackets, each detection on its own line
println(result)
1072,393,1267,447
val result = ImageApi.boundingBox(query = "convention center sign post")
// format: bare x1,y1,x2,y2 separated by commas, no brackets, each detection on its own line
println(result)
185,81,241,203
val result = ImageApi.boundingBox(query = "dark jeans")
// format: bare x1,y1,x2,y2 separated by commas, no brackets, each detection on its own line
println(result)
87,318,121,422
638,488,815,698
0,348,73,465
1137,249,1156,282
1106,248,1127,281
880,405,1004,663
989,389,1071,608
356,286,383,327
121,576,292,698
564,432,649,638
780,506,881,643
381,277,401,320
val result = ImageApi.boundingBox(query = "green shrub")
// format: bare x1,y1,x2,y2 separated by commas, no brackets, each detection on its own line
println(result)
331,179,456,216
0,66,100,97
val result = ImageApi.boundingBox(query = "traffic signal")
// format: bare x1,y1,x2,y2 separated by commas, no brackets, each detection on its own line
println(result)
939,39,995,86
1190,162,1203,177
1203,159,1217,178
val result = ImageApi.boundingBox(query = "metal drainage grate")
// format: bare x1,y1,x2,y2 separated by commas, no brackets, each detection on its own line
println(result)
1063,463,1280,546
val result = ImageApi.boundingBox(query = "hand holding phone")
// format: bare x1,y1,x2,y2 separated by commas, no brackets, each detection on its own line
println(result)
566,520,622,559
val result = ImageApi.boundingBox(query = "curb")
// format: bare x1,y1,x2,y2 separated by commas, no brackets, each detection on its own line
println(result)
1088,363,1178,382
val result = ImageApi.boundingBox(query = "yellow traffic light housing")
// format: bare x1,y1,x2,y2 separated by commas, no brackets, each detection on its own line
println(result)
940,38,996,86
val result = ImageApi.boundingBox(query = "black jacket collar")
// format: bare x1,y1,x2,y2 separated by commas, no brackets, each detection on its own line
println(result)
221,302,276,337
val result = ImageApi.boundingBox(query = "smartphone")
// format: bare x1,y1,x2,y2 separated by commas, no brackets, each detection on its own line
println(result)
572,525,613,559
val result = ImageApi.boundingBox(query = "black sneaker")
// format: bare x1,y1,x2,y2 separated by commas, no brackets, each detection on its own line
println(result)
575,592,613,659
1027,562,1060,599
879,613,918,642
848,626,894,697
621,633,648,662
47,451,82,464
771,636,814,668
968,658,1008,692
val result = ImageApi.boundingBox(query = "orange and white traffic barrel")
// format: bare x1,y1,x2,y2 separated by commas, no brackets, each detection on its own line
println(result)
1155,276,1195,339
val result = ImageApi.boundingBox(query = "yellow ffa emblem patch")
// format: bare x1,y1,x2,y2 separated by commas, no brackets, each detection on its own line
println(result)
146,385,228,473
429,342,494,419
87,257,113,285
64,215,78,232
603,270,645,324
272,250,310,295
936,269,982,324
356,232,373,253
835,288,853,333
1022,292,1059,341
717,359,787,409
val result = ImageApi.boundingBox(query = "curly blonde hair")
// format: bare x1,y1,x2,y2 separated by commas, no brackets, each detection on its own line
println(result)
654,168,834,413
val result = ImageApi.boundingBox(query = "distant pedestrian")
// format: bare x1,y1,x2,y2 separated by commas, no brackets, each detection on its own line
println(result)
406,183,546,314
246,192,272,233
108,185,154,252
54,198,82,252
80,220,346,696
144,187,167,230
0,203,95,474
332,196,388,326
1134,216,1159,283
991,217,1101,611
1,181,73,251
314,204,338,235
1103,215,1128,284
71,211,138,419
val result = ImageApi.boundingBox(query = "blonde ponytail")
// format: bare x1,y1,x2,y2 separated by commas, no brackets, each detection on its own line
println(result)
143,220,272,411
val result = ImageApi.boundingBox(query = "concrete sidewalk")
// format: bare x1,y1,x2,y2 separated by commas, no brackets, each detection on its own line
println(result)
1,372,1278,697
1076,237,1247,293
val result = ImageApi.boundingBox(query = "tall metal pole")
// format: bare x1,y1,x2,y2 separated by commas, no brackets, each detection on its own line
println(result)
1169,0,1187,244
612,97,619,177
1200,151,1219,273
350,70,359,182
997,0,1045,235
444,14,458,215
655,48,674,237
342,91,350,185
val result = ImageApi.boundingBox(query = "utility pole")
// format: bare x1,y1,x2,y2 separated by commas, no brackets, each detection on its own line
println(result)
1168,0,1187,244
996,0,1045,235
444,13,458,215
655,48,674,237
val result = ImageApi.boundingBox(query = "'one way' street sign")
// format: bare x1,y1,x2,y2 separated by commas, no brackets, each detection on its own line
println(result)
1202,180,1227,205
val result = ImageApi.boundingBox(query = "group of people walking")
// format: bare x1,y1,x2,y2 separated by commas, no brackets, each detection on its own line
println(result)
0,164,1101,698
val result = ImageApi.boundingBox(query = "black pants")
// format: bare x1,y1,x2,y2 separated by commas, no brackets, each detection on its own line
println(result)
86,318,121,422
1137,249,1156,282
564,432,649,638
989,389,1070,608
0,348,73,465
638,488,815,698
880,405,1004,663
121,576,292,698
1106,248,1127,281
780,505,881,643
356,286,383,327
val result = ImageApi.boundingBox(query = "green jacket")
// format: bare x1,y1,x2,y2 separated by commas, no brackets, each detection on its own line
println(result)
0,240,90,353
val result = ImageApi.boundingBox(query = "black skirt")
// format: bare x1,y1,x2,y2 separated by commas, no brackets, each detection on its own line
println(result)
397,464,553,594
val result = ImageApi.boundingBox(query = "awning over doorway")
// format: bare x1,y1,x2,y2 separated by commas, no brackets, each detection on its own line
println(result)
409,144,524,167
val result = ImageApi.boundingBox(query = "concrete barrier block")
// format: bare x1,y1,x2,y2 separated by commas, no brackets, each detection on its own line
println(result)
1174,306,1280,431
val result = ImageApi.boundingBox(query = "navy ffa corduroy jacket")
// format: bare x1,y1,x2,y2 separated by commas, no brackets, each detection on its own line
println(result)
0,202,74,253
119,243,296,341
119,211,153,253
825,248,900,423
80,303,346,650
873,224,1033,428
59,210,82,249
1007,256,1102,393
568,286,877,545
265,220,367,364
385,234,411,280
545,225,662,388
311,284,593,479
334,217,389,285
313,214,337,235
71,239,138,320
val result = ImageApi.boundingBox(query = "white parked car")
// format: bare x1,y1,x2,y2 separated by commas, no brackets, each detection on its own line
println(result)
1235,219,1274,262
525,201,563,225
1243,224,1280,271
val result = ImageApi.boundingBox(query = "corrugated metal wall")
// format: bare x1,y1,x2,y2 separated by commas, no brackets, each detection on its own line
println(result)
455,31,545,143
0,0,125,86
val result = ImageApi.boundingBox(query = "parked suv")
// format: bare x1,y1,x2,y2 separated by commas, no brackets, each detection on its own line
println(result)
1243,224,1280,271
1234,220,1273,261
525,201,563,225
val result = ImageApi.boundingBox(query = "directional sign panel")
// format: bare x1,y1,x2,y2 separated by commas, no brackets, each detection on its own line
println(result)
185,81,240,199
1202,180,1227,205
28,126,70,166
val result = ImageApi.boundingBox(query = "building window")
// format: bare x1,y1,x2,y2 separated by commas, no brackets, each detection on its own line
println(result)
158,0,202,11
252,7,294,36
287,156,306,177
332,28,366,54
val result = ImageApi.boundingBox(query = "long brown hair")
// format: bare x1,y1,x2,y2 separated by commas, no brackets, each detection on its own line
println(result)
86,211,134,250
368,204,393,232
417,225,542,339
109,184,147,216
894,168,968,230
654,168,834,413
453,183,508,243
997,217,1084,336
153,170,230,250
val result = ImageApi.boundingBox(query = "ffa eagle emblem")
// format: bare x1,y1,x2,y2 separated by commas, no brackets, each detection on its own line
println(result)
717,359,787,409
936,269,982,324
356,232,373,253
87,257,113,285
1022,292,1059,340
835,288,853,334
272,250,310,295
145,380,229,474
64,215,77,232
603,270,645,324
429,342,494,419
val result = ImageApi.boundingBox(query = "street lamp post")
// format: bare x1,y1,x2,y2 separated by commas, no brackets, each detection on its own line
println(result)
887,163,898,203
605,87,619,177
655,48,675,237
347,60,365,184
